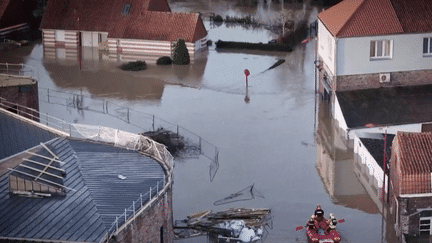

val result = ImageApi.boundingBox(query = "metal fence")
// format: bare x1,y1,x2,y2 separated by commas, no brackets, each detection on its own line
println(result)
0,98,174,243
102,177,167,242
0,63,37,79
38,87,220,180
1,63,220,240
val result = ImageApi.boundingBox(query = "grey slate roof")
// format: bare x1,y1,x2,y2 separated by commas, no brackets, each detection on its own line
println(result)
0,110,166,242
0,111,57,160
337,84,432,129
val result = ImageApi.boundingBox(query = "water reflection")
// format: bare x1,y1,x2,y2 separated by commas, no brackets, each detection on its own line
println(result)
315,97,399,242
42,45,209,100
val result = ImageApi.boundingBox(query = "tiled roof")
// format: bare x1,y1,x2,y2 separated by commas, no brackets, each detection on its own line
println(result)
39,0,206,42
0,0,9,21
337,85,432,129
396,132,432,175
394,132,432,194
390,0,432,33
0,0,27,29
40,0,171,31
318,0,431,37
108,11,207,42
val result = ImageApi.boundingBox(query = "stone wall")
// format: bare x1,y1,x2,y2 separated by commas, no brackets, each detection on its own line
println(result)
113,187,174,243
336,69,432,91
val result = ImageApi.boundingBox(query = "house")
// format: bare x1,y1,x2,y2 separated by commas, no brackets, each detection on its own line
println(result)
39,0,208,60
388,132,432,239
316,0,432,99
0,101,175,242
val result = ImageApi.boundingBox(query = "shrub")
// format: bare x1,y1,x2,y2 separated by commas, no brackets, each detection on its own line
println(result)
213,15,223,22
156,56,172,65
172,39,190,65
120,61,147,71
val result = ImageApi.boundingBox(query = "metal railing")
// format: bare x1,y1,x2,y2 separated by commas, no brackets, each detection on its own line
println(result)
38,87,220,180
0,98,175,243
0,63,37,80
101,177,168,243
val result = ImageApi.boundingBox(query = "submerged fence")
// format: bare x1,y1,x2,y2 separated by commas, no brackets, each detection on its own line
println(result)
38,87,220,181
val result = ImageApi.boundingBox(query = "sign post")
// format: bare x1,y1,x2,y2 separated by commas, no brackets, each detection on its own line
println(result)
244,69,250,86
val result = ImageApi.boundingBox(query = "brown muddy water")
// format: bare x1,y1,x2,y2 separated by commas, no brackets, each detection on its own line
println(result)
0,0,400,242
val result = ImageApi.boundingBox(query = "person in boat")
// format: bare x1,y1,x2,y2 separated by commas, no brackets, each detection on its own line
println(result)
313,205,330,233
307,215,316,231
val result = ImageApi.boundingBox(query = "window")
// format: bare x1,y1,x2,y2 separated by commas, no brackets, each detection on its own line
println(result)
370,40,392,59
423,37,432,55
122,4,131,15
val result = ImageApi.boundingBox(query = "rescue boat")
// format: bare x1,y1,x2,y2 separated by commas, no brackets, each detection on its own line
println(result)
305,205,341,243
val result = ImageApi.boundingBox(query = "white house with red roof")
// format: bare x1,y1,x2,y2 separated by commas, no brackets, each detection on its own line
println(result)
316,0,432,95
39,0,207,60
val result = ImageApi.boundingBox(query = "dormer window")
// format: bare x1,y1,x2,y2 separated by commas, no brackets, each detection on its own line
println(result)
122,4,131,15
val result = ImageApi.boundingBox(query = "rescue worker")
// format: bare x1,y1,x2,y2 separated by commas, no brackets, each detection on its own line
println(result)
313,205,330,233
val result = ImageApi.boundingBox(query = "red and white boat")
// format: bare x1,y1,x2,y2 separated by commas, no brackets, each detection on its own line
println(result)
304,205,341,243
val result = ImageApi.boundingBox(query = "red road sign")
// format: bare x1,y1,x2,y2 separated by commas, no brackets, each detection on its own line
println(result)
244,69,250,76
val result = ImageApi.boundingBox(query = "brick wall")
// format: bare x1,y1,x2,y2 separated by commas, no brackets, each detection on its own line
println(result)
113,187,174,243
336,69,432,91
398,197,432,236
0,84,39,121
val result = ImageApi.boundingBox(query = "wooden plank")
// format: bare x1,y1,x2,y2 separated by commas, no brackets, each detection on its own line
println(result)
25,151,64,164
23,158,65,172
40,142,59,160
18,164,63,179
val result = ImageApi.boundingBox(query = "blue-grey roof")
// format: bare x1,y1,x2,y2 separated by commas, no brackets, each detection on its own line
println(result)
0,111,57,160
0,112,166,242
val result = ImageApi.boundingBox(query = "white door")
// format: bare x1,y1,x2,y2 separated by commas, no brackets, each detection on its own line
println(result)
55,30,65,42
82,32,92,47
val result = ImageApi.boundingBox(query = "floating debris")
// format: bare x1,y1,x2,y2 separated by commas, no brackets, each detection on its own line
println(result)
175,208,272,242
267,59,285,70
141,128,186,156
215,40,292,52
214,184,264,206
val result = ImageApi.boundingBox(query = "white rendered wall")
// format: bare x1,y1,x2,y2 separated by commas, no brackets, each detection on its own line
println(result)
318,20,336,76
336,32,432,76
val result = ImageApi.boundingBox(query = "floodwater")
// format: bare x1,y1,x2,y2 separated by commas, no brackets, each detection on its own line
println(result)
0,0,400,242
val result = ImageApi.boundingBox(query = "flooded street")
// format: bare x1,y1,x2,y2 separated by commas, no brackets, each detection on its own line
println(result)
0,0,398,242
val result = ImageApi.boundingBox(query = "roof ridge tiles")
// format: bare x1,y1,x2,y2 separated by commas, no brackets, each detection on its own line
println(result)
334,0,367,37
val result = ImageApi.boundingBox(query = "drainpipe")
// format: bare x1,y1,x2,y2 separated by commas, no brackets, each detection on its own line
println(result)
334,37,338,92
394,194,399,233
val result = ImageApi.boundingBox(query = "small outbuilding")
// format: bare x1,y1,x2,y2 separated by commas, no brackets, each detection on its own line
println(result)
39,0,208,58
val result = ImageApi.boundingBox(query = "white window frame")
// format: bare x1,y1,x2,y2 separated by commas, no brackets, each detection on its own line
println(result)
370,40,393,60
423,37,432,56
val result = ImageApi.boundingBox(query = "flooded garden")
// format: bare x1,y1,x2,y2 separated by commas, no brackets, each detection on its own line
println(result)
0,0,400,242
